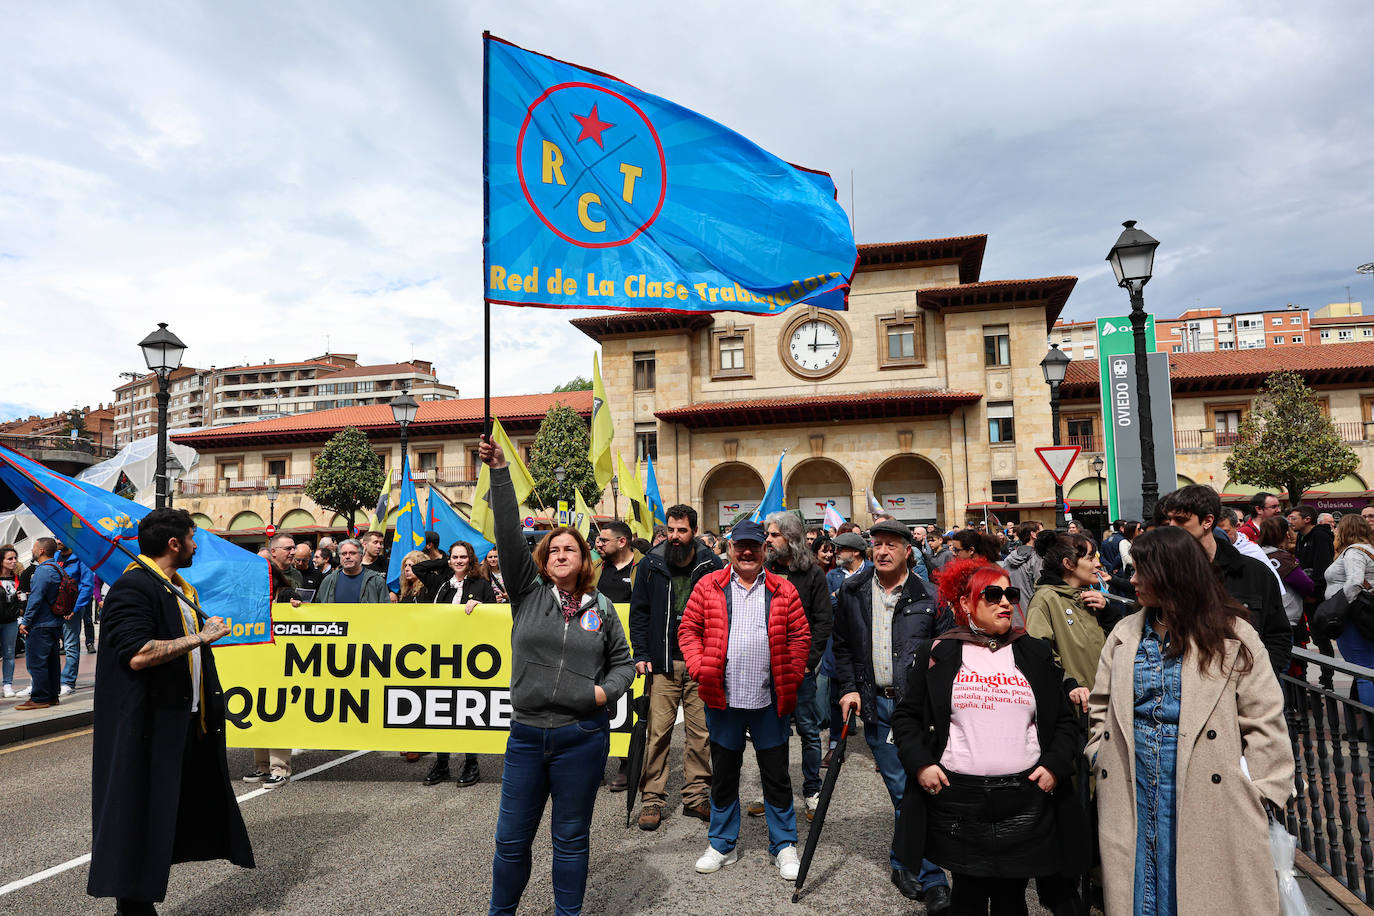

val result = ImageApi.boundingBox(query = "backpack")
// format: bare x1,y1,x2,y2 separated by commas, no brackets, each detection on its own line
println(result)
50,565,79,619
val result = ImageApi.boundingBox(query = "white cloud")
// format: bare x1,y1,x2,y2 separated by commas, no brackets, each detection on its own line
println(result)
1,0,1372,421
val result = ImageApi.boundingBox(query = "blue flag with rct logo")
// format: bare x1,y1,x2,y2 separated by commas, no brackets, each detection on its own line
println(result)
483,34,856,315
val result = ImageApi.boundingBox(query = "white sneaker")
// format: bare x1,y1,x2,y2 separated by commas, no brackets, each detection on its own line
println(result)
775,844,800,881
2,684,13,698
59,685,74,697
695,845,738,874
17,685,31,697
805,793,820,813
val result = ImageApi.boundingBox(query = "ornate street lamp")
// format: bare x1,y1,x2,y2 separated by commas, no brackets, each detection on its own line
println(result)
390,388,419,481
1041,343,1071,530
1106,220,1161,520
138,322,186,509
1091,454,1106,536
611,474,619,521
267,476,280,529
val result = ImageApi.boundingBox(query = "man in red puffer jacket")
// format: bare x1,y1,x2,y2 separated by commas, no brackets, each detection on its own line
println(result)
678,520,810,884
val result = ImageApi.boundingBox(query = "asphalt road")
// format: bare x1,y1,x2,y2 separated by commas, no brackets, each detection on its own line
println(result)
1,720,1061,916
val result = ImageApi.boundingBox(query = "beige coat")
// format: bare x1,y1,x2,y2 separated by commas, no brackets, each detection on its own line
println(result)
1085,612,1294,915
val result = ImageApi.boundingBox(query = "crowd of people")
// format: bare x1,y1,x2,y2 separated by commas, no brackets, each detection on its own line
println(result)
14,460,1355,913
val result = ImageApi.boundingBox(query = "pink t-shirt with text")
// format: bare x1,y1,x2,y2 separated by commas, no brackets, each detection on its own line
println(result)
938,643,1041,776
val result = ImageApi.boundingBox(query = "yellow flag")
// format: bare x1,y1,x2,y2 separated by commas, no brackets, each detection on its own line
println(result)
573,489,593,540
589,352,614,493
615,452,651,541
470,417,536,541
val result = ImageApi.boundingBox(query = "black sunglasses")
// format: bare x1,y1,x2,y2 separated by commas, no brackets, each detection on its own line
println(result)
981,585,1021,605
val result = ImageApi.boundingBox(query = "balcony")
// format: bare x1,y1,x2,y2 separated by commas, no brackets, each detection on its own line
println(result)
1064,433,1102,452
390,465,479,487
1174,423,1372,452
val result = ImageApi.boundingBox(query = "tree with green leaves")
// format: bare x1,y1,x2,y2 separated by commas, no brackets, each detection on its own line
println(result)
1223,370,1359,507
60,408,87,438
305,426,387,532
529,403,601,510
552,375,593,392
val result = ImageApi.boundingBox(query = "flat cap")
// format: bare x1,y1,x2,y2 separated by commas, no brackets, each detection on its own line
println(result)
728,520,767,543
868,519,915,544
832,532,868,551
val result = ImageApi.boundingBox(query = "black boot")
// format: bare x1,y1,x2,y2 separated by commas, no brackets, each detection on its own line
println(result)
421,761,450,786
456,754,481,786
115,901,158,916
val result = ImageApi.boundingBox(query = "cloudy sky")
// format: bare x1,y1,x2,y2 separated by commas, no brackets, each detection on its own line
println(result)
3,0,1372,421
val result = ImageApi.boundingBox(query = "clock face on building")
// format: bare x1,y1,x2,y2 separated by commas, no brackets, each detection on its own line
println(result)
779,312,851,379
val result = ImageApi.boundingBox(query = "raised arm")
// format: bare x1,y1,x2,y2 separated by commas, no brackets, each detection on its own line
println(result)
480,438,538,603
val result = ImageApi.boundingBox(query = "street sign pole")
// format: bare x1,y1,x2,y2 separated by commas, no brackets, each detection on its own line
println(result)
1036,446,1081,530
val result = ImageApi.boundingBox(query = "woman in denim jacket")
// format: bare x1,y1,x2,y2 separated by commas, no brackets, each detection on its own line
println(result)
1086,526,1293,915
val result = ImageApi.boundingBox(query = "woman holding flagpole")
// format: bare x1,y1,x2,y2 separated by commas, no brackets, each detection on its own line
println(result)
478,434,634,916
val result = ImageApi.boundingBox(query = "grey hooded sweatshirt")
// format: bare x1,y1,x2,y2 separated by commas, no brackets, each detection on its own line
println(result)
490,466,635,729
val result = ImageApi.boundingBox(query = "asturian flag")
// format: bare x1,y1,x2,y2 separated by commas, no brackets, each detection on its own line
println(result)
386,453,426,593
749,451,786,524
483,34,856,315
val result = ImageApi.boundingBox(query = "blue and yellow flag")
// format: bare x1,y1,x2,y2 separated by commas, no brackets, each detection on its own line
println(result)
483,34,856,314
749,451,786,524
426,486,495,562
0,444,271,646
644,455,665,527
386,453,426,593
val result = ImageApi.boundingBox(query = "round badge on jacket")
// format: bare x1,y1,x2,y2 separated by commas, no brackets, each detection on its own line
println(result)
580,607,602,632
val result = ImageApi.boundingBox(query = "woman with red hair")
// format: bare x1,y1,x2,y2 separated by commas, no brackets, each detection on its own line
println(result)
892,560,1089,914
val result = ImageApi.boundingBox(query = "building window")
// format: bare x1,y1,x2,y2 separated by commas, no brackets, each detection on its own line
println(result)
1271,317,1283,325
1211,406,1245,446
1082,346,1095,359
1292,335,1303,344
633,351,656,390
417,450,438,471
1364,328,1373,338
266,458,287,478
1273,336,1284,344
990,479,1018,503
469,448,481,479
1340,330,1354,341
983,325,1011,367
1066,417,1095,450
987,402,1015,443
635,423,658,461
709,325,754,380
1291,316,1303,325
876,310,926,369
1172,345,1184,353
1321,330,1331,340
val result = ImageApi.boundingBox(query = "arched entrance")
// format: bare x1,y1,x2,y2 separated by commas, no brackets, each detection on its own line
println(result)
190,512,215,531
871,455,944,526
228,510,264,531
785,458,854,524
700,462,765,533
279,509,316,529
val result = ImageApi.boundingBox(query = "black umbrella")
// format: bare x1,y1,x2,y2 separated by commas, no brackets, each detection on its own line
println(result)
1077,706,1094,907
792,710,857,903
624,691,651,827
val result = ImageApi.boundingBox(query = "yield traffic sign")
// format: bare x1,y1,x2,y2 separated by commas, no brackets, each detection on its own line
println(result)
1035,446,1081,486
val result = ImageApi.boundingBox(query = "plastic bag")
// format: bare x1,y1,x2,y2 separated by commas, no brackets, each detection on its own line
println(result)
1270,817,1310,916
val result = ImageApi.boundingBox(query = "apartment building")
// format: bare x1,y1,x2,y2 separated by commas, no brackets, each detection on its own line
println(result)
113,367,211,447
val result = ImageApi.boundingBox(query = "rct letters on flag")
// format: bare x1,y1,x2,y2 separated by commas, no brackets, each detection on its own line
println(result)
483,34,856,314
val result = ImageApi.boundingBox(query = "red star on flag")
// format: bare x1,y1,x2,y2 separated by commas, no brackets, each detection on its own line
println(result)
572,104,614,147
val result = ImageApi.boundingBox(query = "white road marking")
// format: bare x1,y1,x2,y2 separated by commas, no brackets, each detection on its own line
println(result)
0,749,371,896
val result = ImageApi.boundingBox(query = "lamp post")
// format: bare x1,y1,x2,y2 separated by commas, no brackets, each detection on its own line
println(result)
267,476,279,529
138,322,187,509
554,465,566,523
1091,454,1105,537
1041,343,1071,530
1107,220,1162,522
611,474,619,521
390,388,419,482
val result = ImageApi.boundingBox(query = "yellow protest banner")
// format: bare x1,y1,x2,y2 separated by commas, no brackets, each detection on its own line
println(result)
216,603,644,755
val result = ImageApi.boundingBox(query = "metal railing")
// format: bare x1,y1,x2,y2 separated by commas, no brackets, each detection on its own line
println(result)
1174,429,1203,450
1281,647,1374,903
1065,433,1101,452
0,433,118,459
389,465,478,486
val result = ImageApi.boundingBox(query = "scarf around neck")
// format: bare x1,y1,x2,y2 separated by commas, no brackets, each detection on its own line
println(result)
939,624,1027,652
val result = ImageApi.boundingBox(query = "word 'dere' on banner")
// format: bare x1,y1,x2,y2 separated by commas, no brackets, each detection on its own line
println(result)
483,34,856,315
214,603,644,755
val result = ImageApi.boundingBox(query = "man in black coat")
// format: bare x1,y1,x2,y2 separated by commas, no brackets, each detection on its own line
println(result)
628,503,723,830
832,519,950,912
1162,485,1291,676
1292,503,1337,687
88,508,254,914
762,511,832,817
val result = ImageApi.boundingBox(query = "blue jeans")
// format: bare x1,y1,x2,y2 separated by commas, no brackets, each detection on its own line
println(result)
25,625,62,703
866,696,948,888
705,704,797,856
1338,627,1374,707
489,713,609,916
1,620,17,686
61,611,82,688
1133,627,1182,915
793,672,826,796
